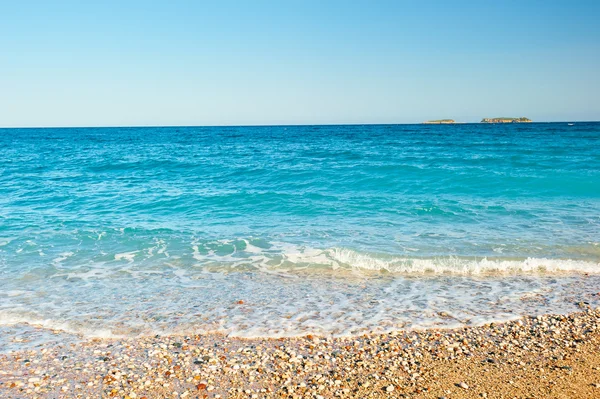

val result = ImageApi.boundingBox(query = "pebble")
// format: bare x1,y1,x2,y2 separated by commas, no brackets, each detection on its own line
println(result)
1,309,599,398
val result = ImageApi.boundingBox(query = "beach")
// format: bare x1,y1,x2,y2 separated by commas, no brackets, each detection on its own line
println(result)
2,305,600,398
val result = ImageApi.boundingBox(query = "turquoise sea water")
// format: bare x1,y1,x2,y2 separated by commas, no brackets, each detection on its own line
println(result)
1,123,599,349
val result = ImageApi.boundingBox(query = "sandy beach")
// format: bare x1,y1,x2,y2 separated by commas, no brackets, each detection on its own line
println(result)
2,304,599,399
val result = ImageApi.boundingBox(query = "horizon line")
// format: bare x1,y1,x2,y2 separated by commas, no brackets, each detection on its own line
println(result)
1,120,598,129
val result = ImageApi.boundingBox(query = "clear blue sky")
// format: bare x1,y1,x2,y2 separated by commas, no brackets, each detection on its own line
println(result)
1,1,599,127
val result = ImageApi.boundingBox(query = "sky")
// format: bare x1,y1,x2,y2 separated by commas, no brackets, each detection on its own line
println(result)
1,0,599,127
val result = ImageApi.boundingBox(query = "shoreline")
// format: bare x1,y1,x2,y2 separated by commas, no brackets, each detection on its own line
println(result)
2,307,600,398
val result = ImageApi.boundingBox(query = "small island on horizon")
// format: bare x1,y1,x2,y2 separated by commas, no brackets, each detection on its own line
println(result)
423,117,533,124
481,117,532,123
423,119,455,124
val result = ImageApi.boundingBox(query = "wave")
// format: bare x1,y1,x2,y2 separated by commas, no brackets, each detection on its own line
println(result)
325,248,600,275
0,310,122,340
188,241,600,276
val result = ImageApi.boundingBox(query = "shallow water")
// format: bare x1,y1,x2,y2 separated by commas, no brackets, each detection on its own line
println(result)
1,123,599,350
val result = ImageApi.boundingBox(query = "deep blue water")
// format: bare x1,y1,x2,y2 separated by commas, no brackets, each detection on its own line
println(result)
1,123,599,346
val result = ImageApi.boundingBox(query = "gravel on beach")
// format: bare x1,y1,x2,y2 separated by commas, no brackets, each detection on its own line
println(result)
2,305,600,399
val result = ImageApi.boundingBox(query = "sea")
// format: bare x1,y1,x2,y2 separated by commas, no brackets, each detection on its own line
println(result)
1,123,599,351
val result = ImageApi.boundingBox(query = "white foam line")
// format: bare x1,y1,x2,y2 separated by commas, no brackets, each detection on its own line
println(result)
0,311,126,339
326,248,600,275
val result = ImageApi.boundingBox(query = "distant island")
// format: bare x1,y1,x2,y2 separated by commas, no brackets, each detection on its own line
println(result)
481,117,532,123
423,119,455,124
422,117,532,124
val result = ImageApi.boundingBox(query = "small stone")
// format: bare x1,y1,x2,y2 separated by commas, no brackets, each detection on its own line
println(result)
459,382,469,389
386,385,395,392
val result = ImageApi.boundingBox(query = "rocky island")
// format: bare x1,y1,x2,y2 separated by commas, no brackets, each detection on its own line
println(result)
423,119,455,124
481,117,532,123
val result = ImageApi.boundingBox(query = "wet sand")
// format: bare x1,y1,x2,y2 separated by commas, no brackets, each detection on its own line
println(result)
1,305,600,398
